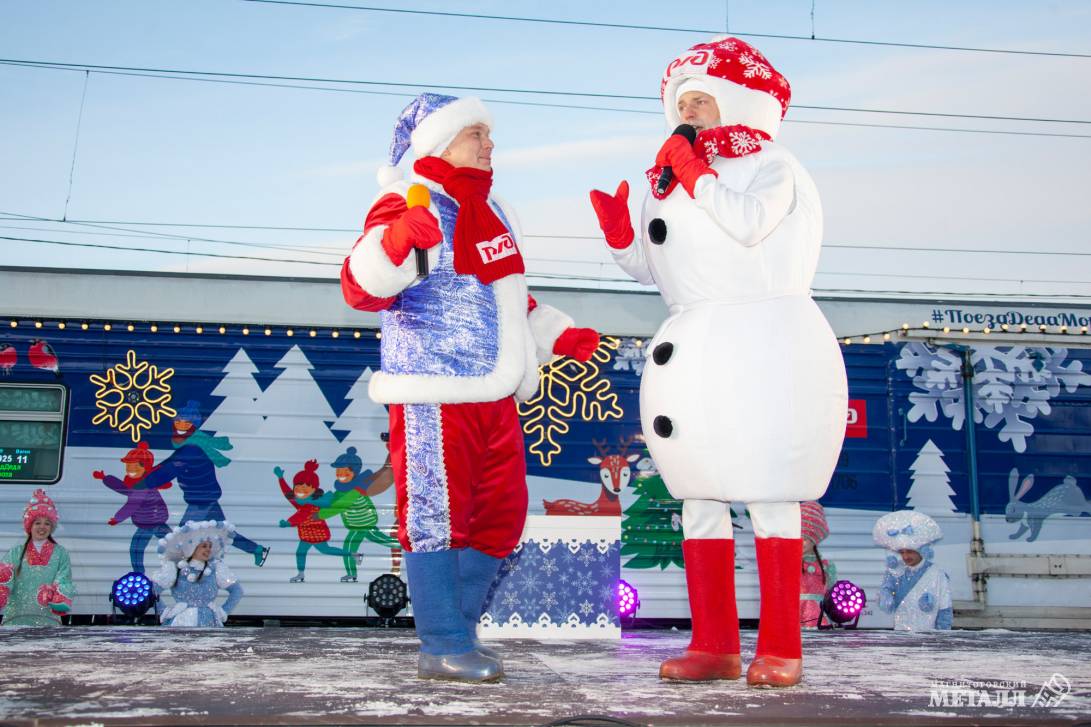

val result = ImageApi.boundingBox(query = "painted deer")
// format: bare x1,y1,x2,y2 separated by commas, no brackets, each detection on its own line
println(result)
543,436,640,516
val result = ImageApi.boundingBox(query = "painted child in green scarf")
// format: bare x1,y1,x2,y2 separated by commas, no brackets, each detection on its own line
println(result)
321,447,398,582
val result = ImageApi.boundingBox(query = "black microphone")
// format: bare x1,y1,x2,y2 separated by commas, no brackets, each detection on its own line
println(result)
656,124,698,195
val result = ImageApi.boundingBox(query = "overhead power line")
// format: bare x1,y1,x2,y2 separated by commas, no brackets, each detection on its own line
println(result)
1,234,338,266
7,214,1089,259
236,0,1091,59
5,61,1090,140
2,58,1089,125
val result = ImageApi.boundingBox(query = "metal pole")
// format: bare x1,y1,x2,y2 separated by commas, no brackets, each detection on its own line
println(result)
960,346,987,609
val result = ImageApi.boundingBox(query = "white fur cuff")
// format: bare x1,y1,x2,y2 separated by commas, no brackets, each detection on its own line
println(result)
348,226,419,299
528,304,574,364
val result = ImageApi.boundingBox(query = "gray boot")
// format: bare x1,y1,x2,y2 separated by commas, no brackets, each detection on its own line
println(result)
405,550,503,682
418,651,503,683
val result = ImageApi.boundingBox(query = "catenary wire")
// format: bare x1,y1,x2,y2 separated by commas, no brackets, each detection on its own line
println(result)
2,58,1088,125
235,0,1091,59
4,61,1089,140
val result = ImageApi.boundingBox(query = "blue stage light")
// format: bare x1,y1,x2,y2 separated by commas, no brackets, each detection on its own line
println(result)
109,571,156,622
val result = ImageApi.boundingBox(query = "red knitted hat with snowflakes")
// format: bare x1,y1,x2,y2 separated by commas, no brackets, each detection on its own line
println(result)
23,488,59,534
661,36,791,139
800,501,829,545
121,441,155,469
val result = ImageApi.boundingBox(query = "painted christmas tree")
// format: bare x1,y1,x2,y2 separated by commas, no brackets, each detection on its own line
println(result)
620,452,684,569
236,345,340,464
907,439,957,513
331,366,389,467
204,348,264,436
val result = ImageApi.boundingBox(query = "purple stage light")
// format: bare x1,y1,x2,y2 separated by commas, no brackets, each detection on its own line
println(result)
617,579,640,619
822,579,866,628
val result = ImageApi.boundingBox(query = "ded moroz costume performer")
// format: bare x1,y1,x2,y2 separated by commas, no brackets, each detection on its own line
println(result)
341,93,600,682
589,37,848,686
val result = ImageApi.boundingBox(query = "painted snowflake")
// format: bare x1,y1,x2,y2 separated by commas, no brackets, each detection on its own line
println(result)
90,350,177,442
519,336,624,466
579,600,595,616
896,343,1091,453
612,337,646,376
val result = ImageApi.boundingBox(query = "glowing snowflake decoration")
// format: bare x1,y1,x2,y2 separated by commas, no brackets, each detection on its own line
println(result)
518,337,624,466
90,349,176,442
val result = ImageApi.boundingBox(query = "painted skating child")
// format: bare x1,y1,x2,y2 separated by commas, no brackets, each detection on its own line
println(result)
151,520,243,627
0,490,75,626
799,501,837,629
275,460,360,583
873,510,953,631
94,441,173,573
321,447,398,583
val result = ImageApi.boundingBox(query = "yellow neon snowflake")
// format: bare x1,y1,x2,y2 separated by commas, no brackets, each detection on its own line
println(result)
90,350,177,442
518,336,624,467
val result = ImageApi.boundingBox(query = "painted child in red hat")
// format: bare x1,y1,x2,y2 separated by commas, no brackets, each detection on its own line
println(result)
274,460,360,583
1,489,75,626
93,441,173,573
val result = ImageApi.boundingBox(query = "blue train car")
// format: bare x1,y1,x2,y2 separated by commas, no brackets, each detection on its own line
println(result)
2,268,1089,626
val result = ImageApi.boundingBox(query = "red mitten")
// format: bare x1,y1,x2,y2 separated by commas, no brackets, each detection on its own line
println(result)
380,206,442,266
655,135,717,197
37,583,58,608
107,518,118,526
588,180,635,249
92,470,105,480
0,562,12,584
553,327,600,362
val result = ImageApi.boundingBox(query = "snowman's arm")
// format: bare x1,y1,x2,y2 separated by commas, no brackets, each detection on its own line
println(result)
609,235,655,286
692,157,795,247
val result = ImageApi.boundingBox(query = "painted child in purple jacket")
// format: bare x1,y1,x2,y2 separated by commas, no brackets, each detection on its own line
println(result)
94,441,172,574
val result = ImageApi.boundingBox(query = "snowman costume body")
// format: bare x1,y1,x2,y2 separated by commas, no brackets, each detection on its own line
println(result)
592,37,846,686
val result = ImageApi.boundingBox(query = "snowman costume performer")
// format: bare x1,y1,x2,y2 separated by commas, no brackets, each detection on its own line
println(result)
341,93,599,682
589,37,847,687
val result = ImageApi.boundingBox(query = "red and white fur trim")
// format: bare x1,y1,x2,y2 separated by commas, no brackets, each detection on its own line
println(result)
410,97,493,159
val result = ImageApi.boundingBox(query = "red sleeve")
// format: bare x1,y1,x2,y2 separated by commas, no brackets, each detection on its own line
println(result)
287,509,309,526
340,193,411,312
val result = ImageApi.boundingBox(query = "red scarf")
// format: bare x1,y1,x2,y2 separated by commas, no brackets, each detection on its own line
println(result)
645,124,771,199
413,157,525,285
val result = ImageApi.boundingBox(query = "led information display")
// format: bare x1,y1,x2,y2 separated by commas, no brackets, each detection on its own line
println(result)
0,384,68,484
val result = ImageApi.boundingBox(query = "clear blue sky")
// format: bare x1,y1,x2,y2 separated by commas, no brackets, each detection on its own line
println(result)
1,1,1089,301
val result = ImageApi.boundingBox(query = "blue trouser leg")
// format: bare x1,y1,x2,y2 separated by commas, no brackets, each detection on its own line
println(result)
458,547,503,638
130,529,152,573
404,549,473,655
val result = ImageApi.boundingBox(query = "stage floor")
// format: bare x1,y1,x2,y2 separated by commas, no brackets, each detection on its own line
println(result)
0,626,1087,726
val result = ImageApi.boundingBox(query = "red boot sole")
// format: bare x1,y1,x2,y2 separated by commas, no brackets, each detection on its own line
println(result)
746,656,802,687
659,651,742,681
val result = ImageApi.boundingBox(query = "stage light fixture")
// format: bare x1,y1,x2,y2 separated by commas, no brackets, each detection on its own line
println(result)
109,571,157,624
822,579,866,629
617,579,640,623
368,573,409,624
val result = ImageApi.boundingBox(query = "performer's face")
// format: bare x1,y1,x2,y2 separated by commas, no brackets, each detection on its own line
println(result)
898,549,923,567
677,90,720,131
441,123,494,171
191,541,212,562
31,517,53,540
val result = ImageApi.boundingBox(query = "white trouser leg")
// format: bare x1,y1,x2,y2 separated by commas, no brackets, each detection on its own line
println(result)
682,499,734,540
748,501,802,539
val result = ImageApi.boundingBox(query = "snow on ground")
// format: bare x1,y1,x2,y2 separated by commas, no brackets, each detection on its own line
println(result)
0,627,1087,725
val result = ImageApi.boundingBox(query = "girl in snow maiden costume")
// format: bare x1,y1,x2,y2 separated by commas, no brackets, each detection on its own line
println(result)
589,37,847,687
0,490,75,626
152,520,243,628
873,510,952,631
341,93,600,682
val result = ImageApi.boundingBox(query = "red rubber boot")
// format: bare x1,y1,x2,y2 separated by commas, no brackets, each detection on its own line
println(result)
747,537,804,687
659,539,742,681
